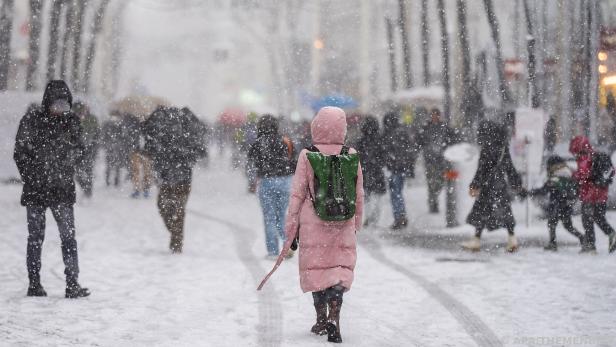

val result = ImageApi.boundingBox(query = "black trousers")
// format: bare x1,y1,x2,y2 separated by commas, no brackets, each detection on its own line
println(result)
26,204,80,284
581,202,615,246
312,285,345,306
546,205,582,243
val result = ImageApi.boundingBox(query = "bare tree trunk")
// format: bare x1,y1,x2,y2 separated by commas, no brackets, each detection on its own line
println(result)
398,0,412,88
47,0,64,82
420,0,430,86
0,0,15,91
437,0,451,122
457,0,473,128
588,0,599,140
522,0,539,108
84,0,111,94
71,0,86,90
26,0,43,91
557,0,572,140
385,17,398,92
482,0,511,107
578,0,591,136
60,2,74,81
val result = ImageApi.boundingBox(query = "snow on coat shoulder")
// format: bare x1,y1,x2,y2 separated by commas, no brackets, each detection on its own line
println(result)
257,107,364,293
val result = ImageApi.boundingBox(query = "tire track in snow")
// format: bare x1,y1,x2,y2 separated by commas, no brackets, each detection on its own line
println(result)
187,209,282,347
360,231,503,347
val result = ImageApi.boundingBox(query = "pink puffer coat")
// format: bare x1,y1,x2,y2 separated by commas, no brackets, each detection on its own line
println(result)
258,107,364,293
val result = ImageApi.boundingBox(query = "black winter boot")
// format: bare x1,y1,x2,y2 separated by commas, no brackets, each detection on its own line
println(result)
66,279,90,299
390,218,408,230
609,232,616,254
326,299,342,343
311,291,328,335
311,302,328,335
543,242,558,252
27,282,47,297
326,288,344,343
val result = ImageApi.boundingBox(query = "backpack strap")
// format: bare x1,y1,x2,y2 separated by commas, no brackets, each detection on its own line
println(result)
306,145,320,153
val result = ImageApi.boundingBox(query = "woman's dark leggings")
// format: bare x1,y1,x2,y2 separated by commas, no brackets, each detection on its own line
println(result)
312,285,345,306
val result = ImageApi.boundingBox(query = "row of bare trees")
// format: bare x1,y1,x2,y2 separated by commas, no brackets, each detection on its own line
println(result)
391,0,493,126
0,0,111,94
392,0,603,139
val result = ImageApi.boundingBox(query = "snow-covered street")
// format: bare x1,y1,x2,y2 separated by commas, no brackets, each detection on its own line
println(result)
1,157,615,347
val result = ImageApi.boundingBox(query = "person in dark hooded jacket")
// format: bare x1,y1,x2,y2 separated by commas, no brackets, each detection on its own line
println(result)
382,111,416,229
144,106,206,253
247,115,295,258
416,108,458,213
462,121,523,252
13,80,90,298
356,116,386,226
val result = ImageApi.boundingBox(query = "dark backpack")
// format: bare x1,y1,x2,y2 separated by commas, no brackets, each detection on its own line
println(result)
590,152,614,187
306,145,360,221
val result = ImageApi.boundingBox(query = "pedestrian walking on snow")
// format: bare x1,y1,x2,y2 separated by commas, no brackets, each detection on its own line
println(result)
101,111,126,187
416,108,458,213
144,106,206,254
356,116,386,226
527,155,584,251
247,115,295,258
382,111,416,229
258,107,364,344
569,136,616,254
126,114,153,198
13,80,90,298
462,121,524,253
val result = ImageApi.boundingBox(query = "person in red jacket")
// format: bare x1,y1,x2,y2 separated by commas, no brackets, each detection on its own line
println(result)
569,136,616,253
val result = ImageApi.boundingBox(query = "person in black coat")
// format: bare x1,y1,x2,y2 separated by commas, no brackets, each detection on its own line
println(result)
382,111,416,229
528,155,584,251
13,80,90,298
247,115,295,258
144,106,206,253
416,108,458,213
462,121,523,252
356,116,386,226
101,111,125,187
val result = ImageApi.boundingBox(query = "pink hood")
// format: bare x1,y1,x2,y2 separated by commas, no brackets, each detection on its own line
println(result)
311,107,347,145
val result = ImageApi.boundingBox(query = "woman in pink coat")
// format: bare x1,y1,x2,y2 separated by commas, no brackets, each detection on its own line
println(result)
258,106,364,343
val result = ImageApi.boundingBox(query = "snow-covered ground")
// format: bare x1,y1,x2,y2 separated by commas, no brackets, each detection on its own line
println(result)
1,153,615,347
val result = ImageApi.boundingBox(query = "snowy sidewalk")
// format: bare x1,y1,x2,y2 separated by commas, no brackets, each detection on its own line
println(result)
1,159,615,346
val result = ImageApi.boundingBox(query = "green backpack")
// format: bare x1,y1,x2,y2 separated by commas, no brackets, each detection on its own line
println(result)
306,145,360,221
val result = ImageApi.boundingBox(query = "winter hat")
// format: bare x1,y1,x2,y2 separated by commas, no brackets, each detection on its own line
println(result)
383,111,400,130
569,136,593,156
546,155,566,171
361,116,379,136
257,114,279,137
477,120,506,149
42,80,72,114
